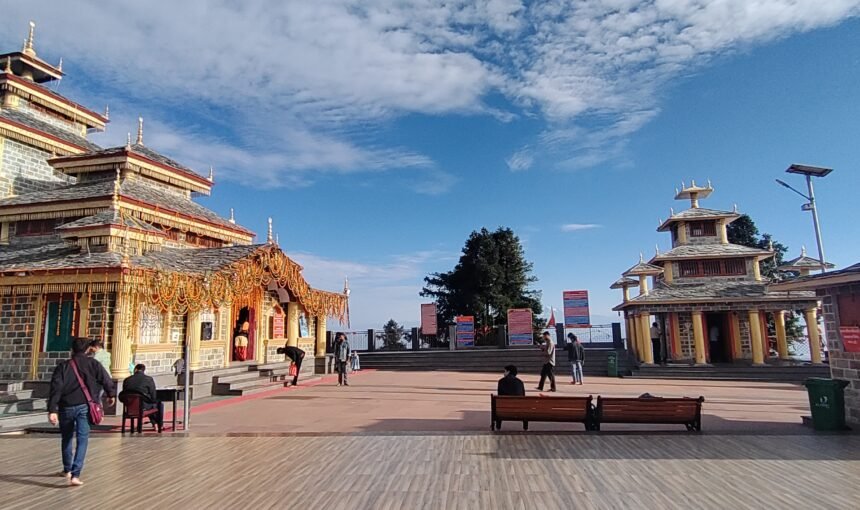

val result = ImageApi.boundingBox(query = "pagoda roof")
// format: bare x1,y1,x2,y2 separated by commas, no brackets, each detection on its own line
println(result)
56,209,164,235
0,73,108,129
132,244,266,274
49,143,212,194
0,240,122,273
652,243,773,262
771,262,860,291
622,257,664,277
777,247,836,272
657,207,739,231
613,280,816,310
0,51,62,84
0,177,252,237
610,277,639,289
0,107,102,152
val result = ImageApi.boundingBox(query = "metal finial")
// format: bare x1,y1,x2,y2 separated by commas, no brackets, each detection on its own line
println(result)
104,105,109,120
639,252,644,263
57,57,63,72
733,203,738,213
674,187,679,196
691,179,697,187
267,217,273,243
681,180,686,189
801,245,807,257
4,57,11,74
655,244,660,256
767,238,774,251
344,276,350,296
275,233,280,245
707,178,712,189
670,207,674,216
229,208,235,224
208,166,214,182
126,132,131,149
22,21,36,56
136,116,144,145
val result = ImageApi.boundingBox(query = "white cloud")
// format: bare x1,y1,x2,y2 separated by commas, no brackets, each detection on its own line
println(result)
561,223,601,232
505,147,534,172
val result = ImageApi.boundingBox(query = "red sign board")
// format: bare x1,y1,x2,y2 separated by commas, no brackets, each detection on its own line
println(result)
421,303,437,335
273,312,285,339
563,290,590,328
840,326,860,353
507,308,533,346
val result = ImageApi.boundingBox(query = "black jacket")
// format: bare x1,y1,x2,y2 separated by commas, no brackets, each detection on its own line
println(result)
497,374,526,396
48,354,116,413
565,342,585,362
283,345,305,363
120,371,158,404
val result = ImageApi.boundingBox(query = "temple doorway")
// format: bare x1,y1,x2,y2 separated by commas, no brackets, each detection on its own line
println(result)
232,306,256,361
704,312,731,363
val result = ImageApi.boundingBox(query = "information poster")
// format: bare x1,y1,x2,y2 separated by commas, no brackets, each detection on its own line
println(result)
273,311,285,339
563,290,591,328
421,303,438,335
455,316,475,348
507,308,534,346
841,326,860,353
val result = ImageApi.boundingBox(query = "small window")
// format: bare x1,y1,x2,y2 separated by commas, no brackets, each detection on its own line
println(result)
678,258,748,278
724,258,746,276
679,261,699,277
138,305,164,345
16,219,57,236
689,221,716,237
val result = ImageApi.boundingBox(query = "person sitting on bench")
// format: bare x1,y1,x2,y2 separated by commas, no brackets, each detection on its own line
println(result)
120,364,164,433
496,365,526,430
281,345,305,386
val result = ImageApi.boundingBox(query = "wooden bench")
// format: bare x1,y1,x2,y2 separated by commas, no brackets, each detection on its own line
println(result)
594,396,705,431
491,395,595,431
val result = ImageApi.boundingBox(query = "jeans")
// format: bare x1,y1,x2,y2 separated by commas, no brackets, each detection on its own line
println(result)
570,361,583,384
336,361,349,385
143,401,165,429
538,363,556,391
59,404,90,477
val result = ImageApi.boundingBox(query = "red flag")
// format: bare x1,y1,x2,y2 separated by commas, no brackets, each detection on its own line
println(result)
547,308,556,328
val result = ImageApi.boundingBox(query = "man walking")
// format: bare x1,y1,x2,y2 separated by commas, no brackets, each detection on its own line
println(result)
334,333,351,386
48,337,116,487
565,333,585,384
536,331,557,392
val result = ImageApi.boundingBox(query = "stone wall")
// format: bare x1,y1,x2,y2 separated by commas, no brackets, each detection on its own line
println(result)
820,284,860,426
0,136,73,196
85,293,116,348
17,101,85,136
199,345,225,369
0,295,37,380
134,349,182,375
737,314,752,359
35,351,68,380
677,312,694,359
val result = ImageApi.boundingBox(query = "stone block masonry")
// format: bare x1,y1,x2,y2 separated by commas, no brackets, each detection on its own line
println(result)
0,137,73,197
85,293,115,349
0,295,37,380
819,284,860,427
134,349,182,375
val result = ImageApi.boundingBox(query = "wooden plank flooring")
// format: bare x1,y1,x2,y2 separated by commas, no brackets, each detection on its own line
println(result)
1,433,858,509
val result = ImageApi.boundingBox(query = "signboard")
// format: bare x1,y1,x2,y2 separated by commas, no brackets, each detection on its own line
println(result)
563,290,591,327
421,303,438,335
841,326,860,353
455,316,475,347
507,308,534,346
272,311,285,339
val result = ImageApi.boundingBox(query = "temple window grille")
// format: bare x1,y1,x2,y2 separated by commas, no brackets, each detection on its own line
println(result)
679,258,747,278
689,221,716,237
138,305,164,344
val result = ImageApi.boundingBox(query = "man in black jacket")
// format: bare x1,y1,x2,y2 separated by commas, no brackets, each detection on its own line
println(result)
280,345,305,386
496,365,526,430
120,364,163,432
564,333,585,385
48,337,116,486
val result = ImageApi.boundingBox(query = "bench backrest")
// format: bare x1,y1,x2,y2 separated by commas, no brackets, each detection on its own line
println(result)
596,396,703,423
493,395,593,421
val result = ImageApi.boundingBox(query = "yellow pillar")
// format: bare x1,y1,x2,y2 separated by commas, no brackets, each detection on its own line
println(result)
730,312,742,361
804,308,822,364
692,311,707,365
663,263,673,283
670,312,682,361
622,287,630,302
638,313,654,364
110,290,132,379
752,258,762,281
286,302,300,348
677,221,688,244
775,311,789,360
625,315,635,356
29,295,45,379
315,316,327,357
639,275,649,296
187,311,202,371
748,310,764,365
718,219,728,244
77,294,90,339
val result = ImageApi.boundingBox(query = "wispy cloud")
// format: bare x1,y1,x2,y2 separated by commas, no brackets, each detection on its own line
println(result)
561,223,601,232
505,147,534,172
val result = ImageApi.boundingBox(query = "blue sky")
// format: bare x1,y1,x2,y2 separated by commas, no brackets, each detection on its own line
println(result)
4,1,860,329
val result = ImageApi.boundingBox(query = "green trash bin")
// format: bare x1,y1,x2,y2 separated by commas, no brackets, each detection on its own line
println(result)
607,351,618,378
804,378,849,431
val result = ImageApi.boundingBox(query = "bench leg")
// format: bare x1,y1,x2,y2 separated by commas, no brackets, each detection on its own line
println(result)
121,416,126,434
522,421,528,431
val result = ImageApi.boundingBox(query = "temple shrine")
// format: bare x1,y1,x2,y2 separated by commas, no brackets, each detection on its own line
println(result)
613,181,821,366
0,23,347,385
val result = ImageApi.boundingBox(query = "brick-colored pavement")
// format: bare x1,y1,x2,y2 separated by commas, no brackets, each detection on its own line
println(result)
185,370,813,434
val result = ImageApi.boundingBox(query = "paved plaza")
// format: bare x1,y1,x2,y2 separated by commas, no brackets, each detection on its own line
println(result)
1,371,858,509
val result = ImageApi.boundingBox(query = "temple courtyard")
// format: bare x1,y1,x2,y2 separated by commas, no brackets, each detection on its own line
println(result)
1,371,858,509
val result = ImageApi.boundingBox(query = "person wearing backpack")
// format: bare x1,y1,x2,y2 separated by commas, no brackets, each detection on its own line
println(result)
48,337,116,487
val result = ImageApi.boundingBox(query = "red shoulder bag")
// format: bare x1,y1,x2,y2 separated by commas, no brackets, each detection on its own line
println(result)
69,359,104,425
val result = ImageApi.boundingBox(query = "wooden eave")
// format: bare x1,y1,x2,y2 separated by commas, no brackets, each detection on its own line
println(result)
0,74,107,129
651,252,774,263
0,198,114,221
50,151,212,194
657,213,739,232
613,294,818,311
0,116,88,155
118,197,254,242
58,223,168,240
1,52,64,81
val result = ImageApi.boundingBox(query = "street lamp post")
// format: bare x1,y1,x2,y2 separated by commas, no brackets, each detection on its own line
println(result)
775,164,832,273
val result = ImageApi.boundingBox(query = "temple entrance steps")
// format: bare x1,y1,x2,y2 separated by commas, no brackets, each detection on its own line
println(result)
0,382,50,433
631,363,831,383
358,348,636,376
212,361,299,396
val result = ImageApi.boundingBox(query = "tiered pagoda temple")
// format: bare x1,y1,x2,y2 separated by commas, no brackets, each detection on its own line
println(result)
0,23,347,383
613,181,821,366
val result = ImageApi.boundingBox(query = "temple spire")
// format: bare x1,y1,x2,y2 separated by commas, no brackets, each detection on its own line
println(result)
267,217,273,244
126,132,132,149
57,57,63,73
22,21,36,57
136,116,144,145
229,208,235,224
344,277,350,296
3,56,11,75
104,105,110,120
208,166,214,182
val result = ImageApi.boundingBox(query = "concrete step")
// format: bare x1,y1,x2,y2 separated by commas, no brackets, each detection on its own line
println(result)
212,371,260,384
0,411,49,433
0,381,26,393
218,381,285,396
0,389,35,402
1,398,47,414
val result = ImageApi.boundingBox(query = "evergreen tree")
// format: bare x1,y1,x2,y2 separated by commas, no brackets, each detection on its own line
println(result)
420,227,542,340
381,319,407,350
